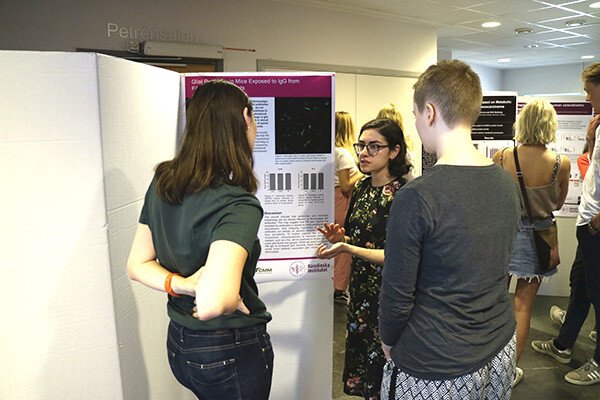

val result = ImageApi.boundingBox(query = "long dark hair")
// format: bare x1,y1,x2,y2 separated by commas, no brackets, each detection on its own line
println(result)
155,80,257,204
359,118,410,178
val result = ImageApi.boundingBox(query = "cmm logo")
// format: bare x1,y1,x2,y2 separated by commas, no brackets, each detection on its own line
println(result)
289,261,307,277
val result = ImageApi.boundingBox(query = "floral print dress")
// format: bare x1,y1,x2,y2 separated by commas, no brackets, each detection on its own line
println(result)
342,176,405,400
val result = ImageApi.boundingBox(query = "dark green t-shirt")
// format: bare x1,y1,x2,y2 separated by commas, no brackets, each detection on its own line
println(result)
140,177,272,330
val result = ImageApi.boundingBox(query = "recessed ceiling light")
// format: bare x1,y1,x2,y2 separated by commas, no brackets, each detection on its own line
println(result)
581,55,595,59
524,44,539,48
565,20,586,27
590,2,600,9
515,27,532,34
498,58,511,63
482,21,501,28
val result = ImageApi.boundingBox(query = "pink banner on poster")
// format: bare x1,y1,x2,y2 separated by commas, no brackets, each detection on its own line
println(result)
185,75,332,98
517,101,593,115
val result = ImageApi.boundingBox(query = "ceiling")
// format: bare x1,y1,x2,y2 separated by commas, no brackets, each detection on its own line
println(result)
275,0,600,69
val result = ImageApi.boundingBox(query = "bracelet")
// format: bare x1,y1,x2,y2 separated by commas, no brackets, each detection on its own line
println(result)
164,272,182,297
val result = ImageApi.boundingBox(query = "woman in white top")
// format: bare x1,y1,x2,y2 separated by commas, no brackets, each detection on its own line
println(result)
333,111,363,303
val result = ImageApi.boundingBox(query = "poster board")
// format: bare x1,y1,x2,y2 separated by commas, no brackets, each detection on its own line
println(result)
422,92,518,172
183,73,335,282
472,92,518,141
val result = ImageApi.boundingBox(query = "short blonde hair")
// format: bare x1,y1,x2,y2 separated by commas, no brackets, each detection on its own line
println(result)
515,99,557,145
377,104,404,131
582,62,600,85
335,111,356,151
413,60,482,129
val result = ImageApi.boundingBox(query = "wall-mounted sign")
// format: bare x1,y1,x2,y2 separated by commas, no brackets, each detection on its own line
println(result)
106,22,199,44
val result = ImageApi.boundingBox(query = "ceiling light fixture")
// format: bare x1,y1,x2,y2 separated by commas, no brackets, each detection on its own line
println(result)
498,58,511,63
482,21,501,28
523,44,539,48
565,20,586,27
590,2,600,9
515,27,532,34
581,55,595,59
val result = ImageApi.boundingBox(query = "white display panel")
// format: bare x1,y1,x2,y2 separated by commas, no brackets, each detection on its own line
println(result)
0,51,123,400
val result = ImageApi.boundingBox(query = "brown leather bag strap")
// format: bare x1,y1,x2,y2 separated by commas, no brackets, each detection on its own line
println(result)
513,147,535,226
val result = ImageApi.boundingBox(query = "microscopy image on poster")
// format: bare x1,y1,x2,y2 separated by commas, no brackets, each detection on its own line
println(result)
182,72,335,282
275,97,331,154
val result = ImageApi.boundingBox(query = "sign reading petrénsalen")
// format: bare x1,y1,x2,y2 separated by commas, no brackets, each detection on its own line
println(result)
106,22,198,44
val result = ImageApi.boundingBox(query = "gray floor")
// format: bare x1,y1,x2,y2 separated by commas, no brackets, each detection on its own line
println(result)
333,295,598,400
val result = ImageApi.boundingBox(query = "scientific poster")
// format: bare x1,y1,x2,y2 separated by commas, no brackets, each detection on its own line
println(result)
183,73,335,282
472,92,518,140
518,97,593,217
422,92,517,173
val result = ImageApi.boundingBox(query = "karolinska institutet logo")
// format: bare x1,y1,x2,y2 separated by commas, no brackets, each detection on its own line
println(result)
289,260,330,277
289,261,307,277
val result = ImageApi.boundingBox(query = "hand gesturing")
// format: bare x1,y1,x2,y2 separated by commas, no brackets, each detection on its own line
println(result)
317,222,345,244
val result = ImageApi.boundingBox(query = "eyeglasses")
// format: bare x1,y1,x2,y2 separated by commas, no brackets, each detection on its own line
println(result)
353,142,389,156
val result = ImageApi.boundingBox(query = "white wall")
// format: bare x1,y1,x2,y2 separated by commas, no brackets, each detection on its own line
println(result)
470,63,503,92
502,63,590,96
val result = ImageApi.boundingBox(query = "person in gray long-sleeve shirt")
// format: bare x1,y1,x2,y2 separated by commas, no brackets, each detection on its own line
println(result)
379,60,521,400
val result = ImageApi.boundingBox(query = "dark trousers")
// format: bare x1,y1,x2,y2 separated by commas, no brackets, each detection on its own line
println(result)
167,321,274,400
556,226,600,362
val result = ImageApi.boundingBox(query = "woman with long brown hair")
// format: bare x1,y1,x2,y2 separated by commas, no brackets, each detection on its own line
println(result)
128,80,273,399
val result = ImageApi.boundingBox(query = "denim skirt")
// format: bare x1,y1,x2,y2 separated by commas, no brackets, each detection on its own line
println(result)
508,216,557,280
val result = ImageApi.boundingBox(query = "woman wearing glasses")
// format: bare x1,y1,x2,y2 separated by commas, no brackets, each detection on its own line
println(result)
317,118,410,399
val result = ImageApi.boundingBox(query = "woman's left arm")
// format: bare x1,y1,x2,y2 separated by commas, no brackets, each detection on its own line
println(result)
556,155,572,209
